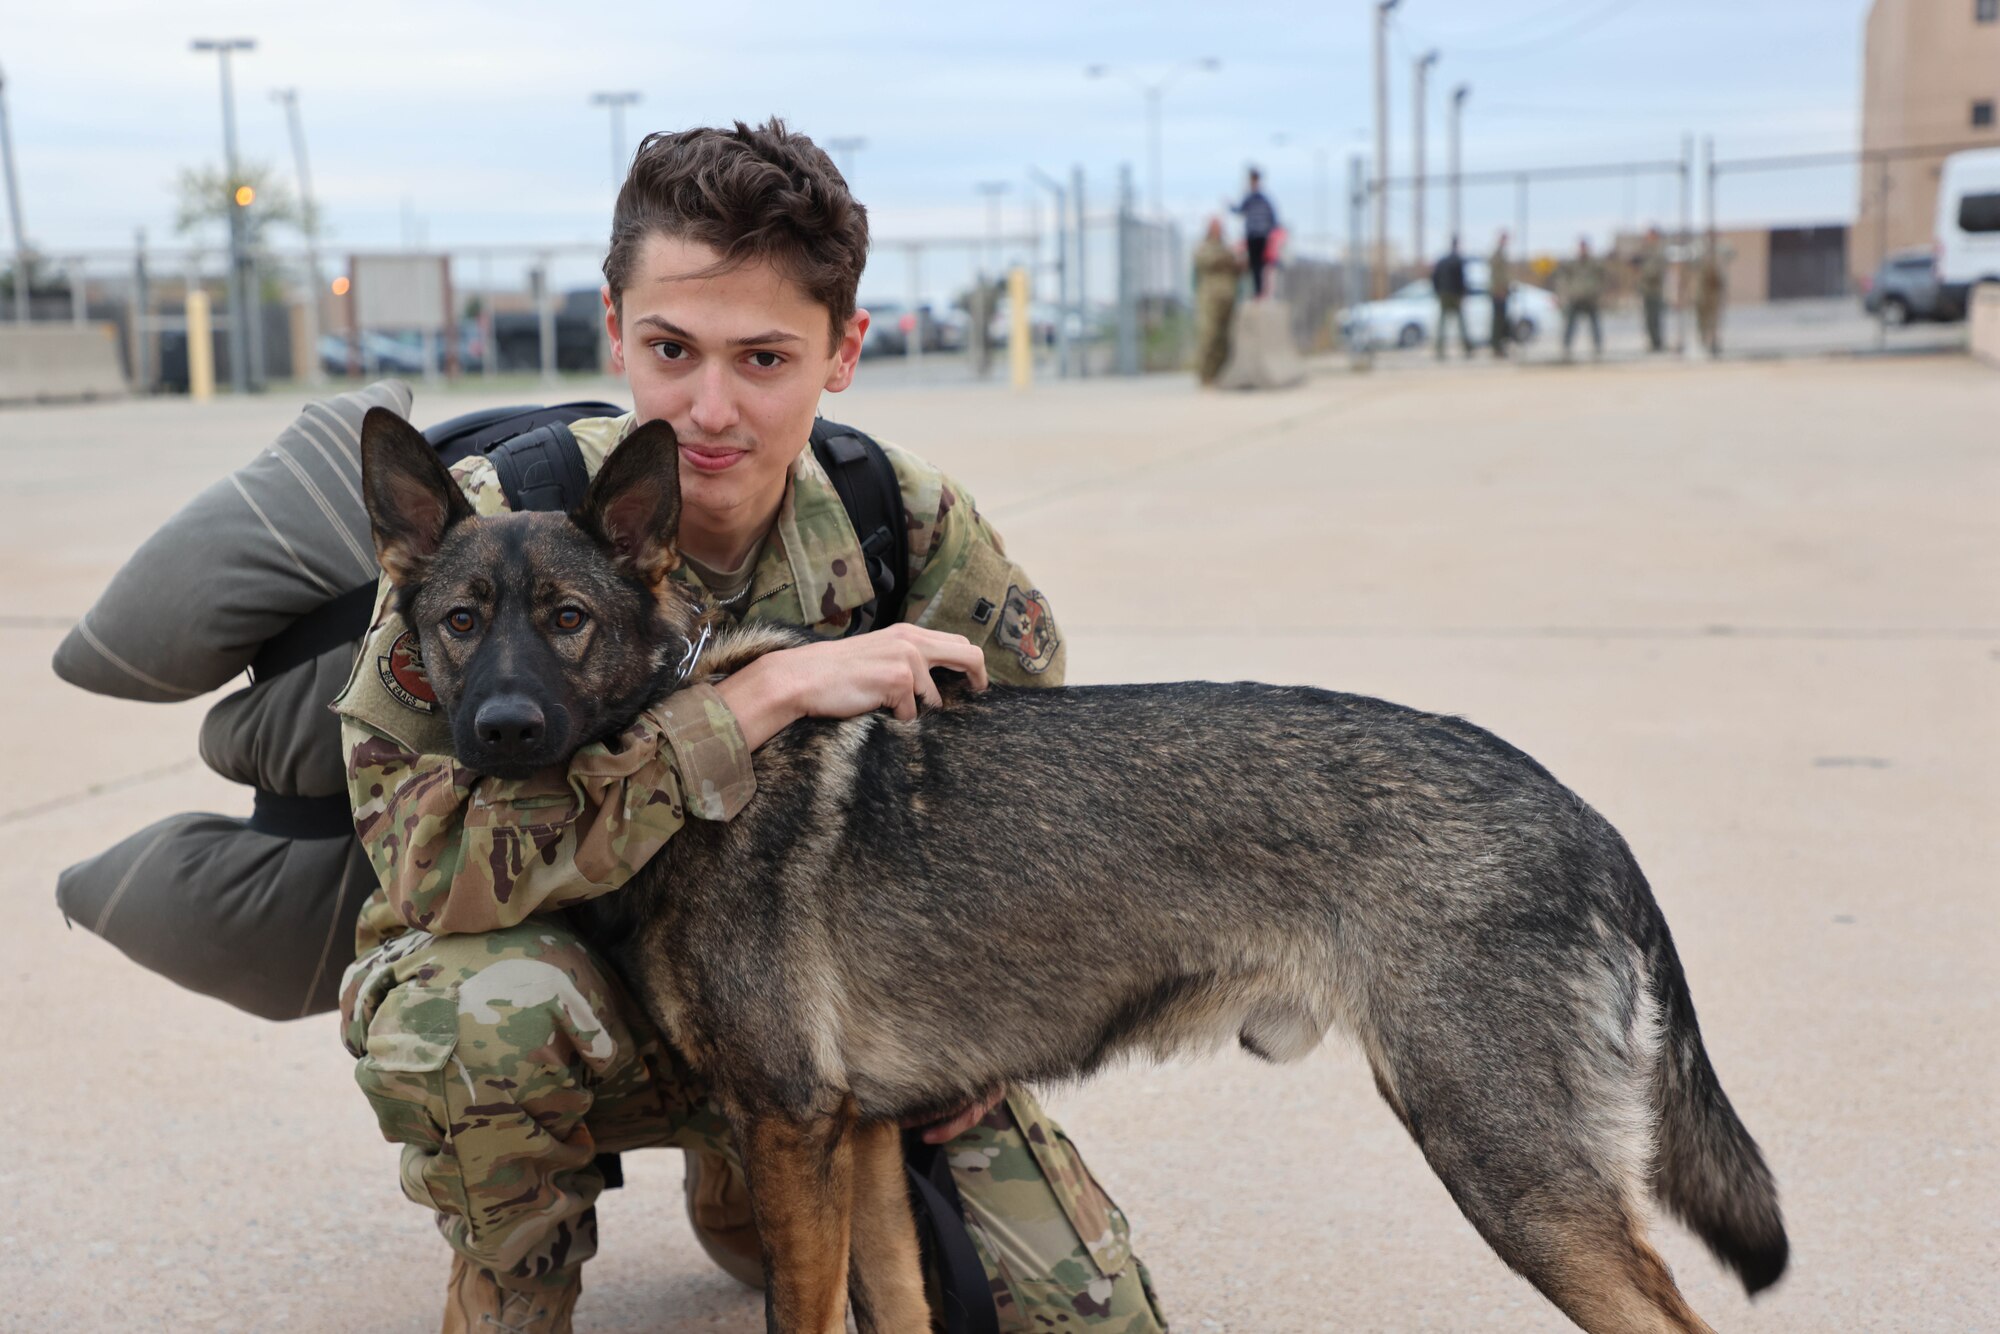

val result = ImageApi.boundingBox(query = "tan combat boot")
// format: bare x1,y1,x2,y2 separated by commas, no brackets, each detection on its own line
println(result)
683,1148,768,1290
441,1256,580,1334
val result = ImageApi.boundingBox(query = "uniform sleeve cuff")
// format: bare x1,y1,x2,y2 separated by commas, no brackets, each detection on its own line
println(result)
649,683,757,821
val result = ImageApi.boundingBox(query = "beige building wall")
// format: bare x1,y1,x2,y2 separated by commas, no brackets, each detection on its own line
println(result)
1855,0,2000,284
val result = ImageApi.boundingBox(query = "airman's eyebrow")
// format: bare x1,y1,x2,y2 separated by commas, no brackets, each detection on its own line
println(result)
631,315,801,347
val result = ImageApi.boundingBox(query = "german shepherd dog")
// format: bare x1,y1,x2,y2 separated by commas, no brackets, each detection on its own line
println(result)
360,409,1788,1334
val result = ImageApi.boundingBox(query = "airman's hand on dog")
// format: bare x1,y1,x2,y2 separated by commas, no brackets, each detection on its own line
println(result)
716,623,989,749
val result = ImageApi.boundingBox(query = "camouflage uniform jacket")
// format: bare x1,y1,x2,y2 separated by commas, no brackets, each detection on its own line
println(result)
332,412,1066,955
1489,248,1513,297
1560,255,1607,305
1637,242,1669,299
1192,238,1243,307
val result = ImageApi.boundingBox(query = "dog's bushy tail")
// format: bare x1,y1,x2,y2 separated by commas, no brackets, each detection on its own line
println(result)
1648,928,1790,1296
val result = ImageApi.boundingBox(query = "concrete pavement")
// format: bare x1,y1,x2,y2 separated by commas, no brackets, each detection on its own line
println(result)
4,355,1995,1330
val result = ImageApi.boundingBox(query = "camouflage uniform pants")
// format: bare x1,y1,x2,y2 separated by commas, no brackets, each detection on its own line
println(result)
341,919,1167,1331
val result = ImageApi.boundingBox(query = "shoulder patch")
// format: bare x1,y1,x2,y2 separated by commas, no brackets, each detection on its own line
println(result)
994,585,1059,675
378,629,438,712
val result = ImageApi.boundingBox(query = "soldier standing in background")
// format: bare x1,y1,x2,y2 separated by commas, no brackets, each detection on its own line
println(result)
1192,217,1244,386
1695,243,1727,356
1560,236,1607,363
1231,168,1278,297
1431,235,1472,360
1636,226,1669,353
1489,229,1514,358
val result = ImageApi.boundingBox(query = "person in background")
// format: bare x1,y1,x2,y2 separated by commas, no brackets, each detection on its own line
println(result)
1489,229,1514,358
1431,235,1472,360
1231,167,1278,297
1695,243,1727,357
1636,225,1669,353
1560,236,1607,363
1193,216,1245,386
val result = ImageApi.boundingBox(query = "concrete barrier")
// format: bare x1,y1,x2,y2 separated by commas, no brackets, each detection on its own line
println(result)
0,323,129,403
1218,298,1306,390
1970,284,2000,370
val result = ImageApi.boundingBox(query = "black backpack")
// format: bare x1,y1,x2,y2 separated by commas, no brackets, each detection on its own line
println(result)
252,405,909,681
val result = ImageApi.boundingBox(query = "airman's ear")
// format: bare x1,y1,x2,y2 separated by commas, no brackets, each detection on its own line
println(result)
576,418,683,585
360,407,473,587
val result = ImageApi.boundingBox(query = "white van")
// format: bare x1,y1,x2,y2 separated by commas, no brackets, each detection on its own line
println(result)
1934,147,2000,315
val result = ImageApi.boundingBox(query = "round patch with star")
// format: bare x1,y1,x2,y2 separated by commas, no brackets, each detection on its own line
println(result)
377,629,437,712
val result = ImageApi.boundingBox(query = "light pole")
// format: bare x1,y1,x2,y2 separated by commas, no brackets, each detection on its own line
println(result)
1448,83,1470,245
1412,48,1438,269
192,37,256,394
590,91,642,188
1028,166,1070,376
1086,58,1220,220
0,63,29,323
271,88,324,384
1372,0,1400,297
1271,134,1333,257
825,136,867,183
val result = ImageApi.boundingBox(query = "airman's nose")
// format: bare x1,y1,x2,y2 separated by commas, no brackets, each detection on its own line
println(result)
475,695,545,752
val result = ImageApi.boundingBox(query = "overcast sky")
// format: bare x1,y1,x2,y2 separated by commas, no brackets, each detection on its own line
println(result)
8,0,1878,296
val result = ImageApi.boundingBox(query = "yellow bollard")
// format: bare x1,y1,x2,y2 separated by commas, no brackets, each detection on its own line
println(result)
185,289,215,401
1008,265,1031,390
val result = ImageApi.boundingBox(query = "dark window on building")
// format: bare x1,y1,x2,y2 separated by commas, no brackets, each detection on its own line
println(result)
1977,100,1997,129
1960,192,2000,233
1980,0,1999,23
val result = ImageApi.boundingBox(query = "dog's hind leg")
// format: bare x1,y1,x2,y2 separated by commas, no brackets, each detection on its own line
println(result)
1367,1032,1715,1334
735,1100,857,1334
847,1118,932,1333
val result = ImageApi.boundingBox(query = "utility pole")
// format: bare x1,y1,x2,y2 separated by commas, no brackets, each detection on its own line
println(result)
1071,164,1088,378
1412,49,1438,269
1029,167,1070,377
1371,1,1400,296
1448,83,1469,245
825,136,867,183
192,37,256,394
590,91,641,187
272,88,324,384
0,64,28,323
1087,59,1219,221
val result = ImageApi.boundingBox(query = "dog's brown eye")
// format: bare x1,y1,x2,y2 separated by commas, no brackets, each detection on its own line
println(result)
554,607,587,632
445,609,477,635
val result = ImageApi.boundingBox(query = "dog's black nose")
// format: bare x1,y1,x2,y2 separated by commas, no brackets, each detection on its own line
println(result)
474,696,545,752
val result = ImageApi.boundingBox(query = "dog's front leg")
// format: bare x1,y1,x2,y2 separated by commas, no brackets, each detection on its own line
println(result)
736,1100,857,1334
847,1118,931,1333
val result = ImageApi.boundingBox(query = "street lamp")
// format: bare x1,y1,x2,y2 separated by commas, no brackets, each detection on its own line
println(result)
825,136,867,183
192,37,256,394
271,88,324,384
1412,49,1438,267
1086,58,1220,220
1449,84,1471,245
590,91,642,188
0,63,30,323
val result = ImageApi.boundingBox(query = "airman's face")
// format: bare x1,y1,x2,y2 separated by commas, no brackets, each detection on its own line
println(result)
604,234,867,531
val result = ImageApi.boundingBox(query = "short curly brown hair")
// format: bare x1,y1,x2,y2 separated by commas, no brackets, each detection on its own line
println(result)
602,119,869,349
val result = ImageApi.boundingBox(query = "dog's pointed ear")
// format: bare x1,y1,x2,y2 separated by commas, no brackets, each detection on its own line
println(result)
360,407,473,587
577,418,682,585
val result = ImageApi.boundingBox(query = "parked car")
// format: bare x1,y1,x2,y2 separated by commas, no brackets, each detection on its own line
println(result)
489,289,603,372
319,327,486,377
858,300,960,357
1934,146,2000,316
1862,249,1955,325
1340,259,1560,350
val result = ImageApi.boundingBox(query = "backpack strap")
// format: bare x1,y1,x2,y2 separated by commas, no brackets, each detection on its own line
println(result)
809,418,910,636
484,420,591,514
